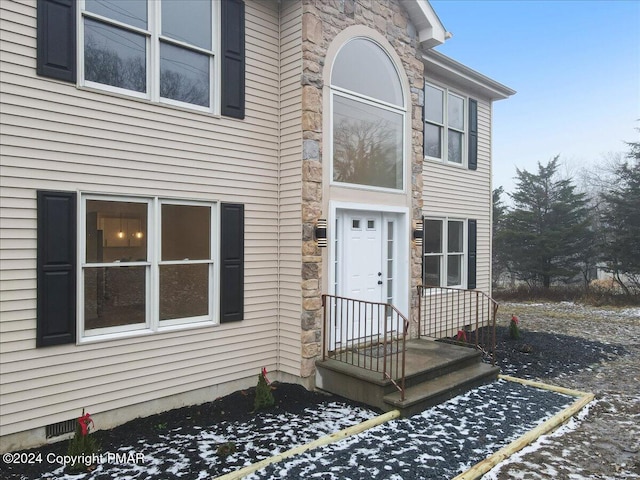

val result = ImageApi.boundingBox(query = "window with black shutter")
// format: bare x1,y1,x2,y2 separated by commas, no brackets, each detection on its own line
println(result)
36,0,245,117
38,193,246,343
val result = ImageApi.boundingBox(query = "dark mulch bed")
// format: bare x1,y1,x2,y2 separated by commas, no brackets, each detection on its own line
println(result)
492,326,628,380
248,380,574,479
2,384,377,480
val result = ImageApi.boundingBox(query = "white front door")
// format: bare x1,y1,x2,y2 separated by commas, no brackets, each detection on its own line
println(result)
343,212,384,304
332,209,401,347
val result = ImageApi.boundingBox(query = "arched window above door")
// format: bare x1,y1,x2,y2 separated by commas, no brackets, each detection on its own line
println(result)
331,38,403,106
331,38,406,191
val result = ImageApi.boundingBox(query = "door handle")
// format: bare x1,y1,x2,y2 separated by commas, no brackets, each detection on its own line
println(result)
378,280,383,285
378,272,382,276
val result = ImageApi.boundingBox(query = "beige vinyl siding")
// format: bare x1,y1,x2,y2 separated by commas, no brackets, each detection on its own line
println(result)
277,0,303,376
422,98,493,294
0,0,286,437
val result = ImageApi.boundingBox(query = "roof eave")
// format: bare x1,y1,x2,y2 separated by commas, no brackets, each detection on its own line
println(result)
405,0,448,48
423,50,517,101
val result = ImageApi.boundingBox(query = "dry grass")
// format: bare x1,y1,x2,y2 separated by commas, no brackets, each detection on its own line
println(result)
494,284,639,306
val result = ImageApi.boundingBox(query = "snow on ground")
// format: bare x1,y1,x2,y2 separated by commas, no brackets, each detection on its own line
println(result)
11,380,576,480
248,380,574,480
483,400,594,480
35,402,377,480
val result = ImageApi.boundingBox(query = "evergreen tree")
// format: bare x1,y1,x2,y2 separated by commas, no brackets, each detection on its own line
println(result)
492,187,510,288
599,136,640,292
501,156,591,288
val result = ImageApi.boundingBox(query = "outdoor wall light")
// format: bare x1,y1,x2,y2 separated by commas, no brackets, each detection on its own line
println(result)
413,219,423,247
315,218,327,247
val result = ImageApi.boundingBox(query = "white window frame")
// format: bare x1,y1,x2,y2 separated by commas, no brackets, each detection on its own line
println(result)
79,194,218,343
157,199,216,328
424,83,467,167
329,38,407,193
78,0,220,114
423,217,467,289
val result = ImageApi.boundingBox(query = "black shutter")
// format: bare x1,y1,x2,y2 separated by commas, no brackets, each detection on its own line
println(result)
37,191,77,347
37,0,76,82
221,0,245,119
467,219,477,289
468,98,478,170
220,203,244,322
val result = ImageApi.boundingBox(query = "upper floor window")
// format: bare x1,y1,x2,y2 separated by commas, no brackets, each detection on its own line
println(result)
331,38,405,191
81,0,216,112
424,83,466,165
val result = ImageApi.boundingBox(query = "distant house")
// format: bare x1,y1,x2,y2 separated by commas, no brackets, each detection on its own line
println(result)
0,0,514,451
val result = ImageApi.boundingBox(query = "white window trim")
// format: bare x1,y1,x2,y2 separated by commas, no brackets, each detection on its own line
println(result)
78,0,219,115
78,194,219,344
424,82,467,167
423,217,468,289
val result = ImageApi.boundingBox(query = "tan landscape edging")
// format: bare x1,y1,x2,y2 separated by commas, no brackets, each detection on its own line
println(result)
212,409,401,480
452,375,595,480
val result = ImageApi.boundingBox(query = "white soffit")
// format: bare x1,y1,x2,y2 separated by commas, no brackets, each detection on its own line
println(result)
405,0,448,48
423,50,517,101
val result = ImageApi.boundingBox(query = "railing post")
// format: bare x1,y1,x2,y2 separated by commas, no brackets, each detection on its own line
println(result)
401,318,408,401
491,301,498,366
322,294,327,361
382,305,388,381
475,290,480,349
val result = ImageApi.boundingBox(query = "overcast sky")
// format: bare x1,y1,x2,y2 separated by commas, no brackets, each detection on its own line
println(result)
430,0,640,195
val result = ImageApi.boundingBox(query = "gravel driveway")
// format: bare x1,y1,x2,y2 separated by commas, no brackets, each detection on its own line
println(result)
485,302,640,479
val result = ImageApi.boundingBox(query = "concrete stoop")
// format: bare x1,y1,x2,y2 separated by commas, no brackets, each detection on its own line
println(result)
315,339,500,417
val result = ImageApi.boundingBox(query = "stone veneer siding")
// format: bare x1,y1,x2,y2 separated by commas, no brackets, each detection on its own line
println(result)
299,0,426,379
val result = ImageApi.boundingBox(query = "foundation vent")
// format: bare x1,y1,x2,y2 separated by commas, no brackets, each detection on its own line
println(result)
46,419,76,438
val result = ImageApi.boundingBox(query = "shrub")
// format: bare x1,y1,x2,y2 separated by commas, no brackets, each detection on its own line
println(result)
67,412,99,472
509,315,521,340
216,442,237,458
253,370,275,412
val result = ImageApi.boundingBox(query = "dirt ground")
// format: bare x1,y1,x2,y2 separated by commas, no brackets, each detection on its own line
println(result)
488,302,640,480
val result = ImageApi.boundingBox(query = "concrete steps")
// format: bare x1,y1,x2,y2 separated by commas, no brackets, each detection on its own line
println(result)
383,362,500,417
316,339,500,416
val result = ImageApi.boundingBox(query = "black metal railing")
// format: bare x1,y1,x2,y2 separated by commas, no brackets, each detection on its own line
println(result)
322,294,409,400
417,286,498,364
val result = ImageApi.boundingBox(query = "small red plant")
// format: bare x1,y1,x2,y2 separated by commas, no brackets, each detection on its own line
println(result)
78,412,94,436
456,330,467,343
261,367,270,385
